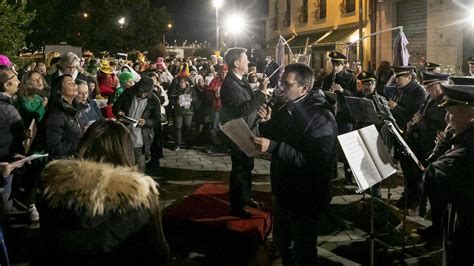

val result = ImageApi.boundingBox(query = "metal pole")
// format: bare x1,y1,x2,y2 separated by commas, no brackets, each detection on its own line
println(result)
216,7,219,51
359,0,364,68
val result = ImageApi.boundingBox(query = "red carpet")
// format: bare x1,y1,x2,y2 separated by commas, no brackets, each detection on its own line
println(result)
163,183,272,263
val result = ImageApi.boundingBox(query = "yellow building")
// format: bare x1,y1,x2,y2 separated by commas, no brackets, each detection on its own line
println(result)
266,0,373,71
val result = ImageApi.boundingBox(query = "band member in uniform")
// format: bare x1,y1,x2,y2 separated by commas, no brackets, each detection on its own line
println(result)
387,66,427,210
321,51,358,183
253,63,338,265
423,82,474,265
401,71,449,216
220,47,268,218
424,62,441,73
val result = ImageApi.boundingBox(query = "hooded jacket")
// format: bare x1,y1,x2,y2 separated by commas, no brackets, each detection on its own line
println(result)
37,160,170,266
259,89,338,215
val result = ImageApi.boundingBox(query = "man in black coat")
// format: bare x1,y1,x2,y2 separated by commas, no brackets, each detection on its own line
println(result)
423,83,474,265
321,51,358,183
264,56,280,88
220,47,267,218
402,72,448,215
387,66,427,212
253,63,338,265
113,77,161,172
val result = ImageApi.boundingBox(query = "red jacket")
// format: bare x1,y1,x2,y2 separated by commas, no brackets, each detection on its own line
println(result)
207,77,223,112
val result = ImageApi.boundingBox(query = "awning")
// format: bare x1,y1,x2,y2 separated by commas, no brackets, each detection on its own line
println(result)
315,27,359,46
290,31,329,48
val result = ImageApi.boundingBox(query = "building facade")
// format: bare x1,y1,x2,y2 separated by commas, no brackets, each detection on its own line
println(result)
266,0,473,74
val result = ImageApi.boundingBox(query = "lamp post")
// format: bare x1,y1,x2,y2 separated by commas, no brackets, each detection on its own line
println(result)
163,23,172,44
212,0,223,51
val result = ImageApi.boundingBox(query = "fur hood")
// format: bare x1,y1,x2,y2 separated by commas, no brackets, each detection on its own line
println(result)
42,160,160,217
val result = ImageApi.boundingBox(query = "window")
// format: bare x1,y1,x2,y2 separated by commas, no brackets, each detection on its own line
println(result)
298,0,308,24
314,0,326,20
283,0,291,27
340,0,356,14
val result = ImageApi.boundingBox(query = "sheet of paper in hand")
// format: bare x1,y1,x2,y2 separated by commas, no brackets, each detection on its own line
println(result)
220,118,263,158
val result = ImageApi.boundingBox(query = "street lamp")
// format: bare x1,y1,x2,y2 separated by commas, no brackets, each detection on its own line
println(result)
118,17,125,28
163,23,173,44
212,0,223,51
83,13,88,18
224,13,247,46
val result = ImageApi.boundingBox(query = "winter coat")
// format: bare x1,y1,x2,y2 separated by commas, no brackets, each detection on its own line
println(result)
391,80,427,132
37,160,170,266
206,76,224,112
169,86,199,116
423,123,474,265
0,93,25,161
259,89,338,215
112,88,161,155
44,98,82,160
77,99,104,130
220,72,266,129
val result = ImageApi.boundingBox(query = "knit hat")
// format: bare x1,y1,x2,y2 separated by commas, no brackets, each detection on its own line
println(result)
0,55,11,67
118,72,134,86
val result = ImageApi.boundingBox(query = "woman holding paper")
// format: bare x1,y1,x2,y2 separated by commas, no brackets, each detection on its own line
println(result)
170,76,199,151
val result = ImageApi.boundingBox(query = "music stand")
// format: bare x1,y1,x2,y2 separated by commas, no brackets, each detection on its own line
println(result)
345,96,381,125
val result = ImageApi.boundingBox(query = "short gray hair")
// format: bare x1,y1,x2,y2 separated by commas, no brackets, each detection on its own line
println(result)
60,52,80,68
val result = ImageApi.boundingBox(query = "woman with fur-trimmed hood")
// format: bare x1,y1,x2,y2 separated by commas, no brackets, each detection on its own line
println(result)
35,120,169,265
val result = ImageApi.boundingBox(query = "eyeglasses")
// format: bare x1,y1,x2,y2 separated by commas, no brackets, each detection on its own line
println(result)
280,81,302,90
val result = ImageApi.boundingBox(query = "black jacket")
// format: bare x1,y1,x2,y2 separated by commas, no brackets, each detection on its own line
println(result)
321,70,359,123
260,90,338,215
264,61,280,88
0,93,25,161
406,95,446,160
424,124,474,265
220,72,266,128
112,87,161,155
44,98,82,160
391,80,427,132
77,99,104,130
37,160,170,266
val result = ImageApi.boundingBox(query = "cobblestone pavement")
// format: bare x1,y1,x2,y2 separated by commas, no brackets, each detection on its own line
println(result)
157,148,440,265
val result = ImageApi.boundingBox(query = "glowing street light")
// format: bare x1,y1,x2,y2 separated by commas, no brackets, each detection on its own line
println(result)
224,13,247,46
212,0,223,50
118,17,125,28
167,23,173,29
83,13,88,18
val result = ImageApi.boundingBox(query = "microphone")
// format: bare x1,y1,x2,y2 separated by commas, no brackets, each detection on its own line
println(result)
251,96,279,130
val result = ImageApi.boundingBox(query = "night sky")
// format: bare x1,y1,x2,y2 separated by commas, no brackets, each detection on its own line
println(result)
155,0,268,47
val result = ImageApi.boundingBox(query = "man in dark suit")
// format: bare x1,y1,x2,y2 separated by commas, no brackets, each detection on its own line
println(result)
264,56,280,88
220,47,268,218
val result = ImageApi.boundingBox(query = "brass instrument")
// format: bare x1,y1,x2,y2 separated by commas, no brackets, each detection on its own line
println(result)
426,126,455,163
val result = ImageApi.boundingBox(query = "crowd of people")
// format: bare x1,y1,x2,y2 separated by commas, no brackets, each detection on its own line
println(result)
0,46,473,265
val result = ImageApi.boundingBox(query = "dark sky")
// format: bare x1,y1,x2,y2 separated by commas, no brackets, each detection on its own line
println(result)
155,0,268,46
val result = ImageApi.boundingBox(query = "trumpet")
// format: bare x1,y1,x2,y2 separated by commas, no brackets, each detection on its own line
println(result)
426,126,455,163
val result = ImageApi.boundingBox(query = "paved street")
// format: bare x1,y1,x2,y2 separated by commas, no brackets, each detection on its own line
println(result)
156,147,439,265
6,147,440,265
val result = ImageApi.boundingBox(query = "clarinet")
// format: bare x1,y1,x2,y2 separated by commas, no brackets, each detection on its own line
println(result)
406,97,430,136
329,71,343,112
426,126,455,163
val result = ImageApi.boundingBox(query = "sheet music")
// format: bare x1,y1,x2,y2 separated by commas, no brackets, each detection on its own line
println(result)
11,154,48,167
220,118,263,158
338,131,382,193
358,125,397,179
23,119,37,154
